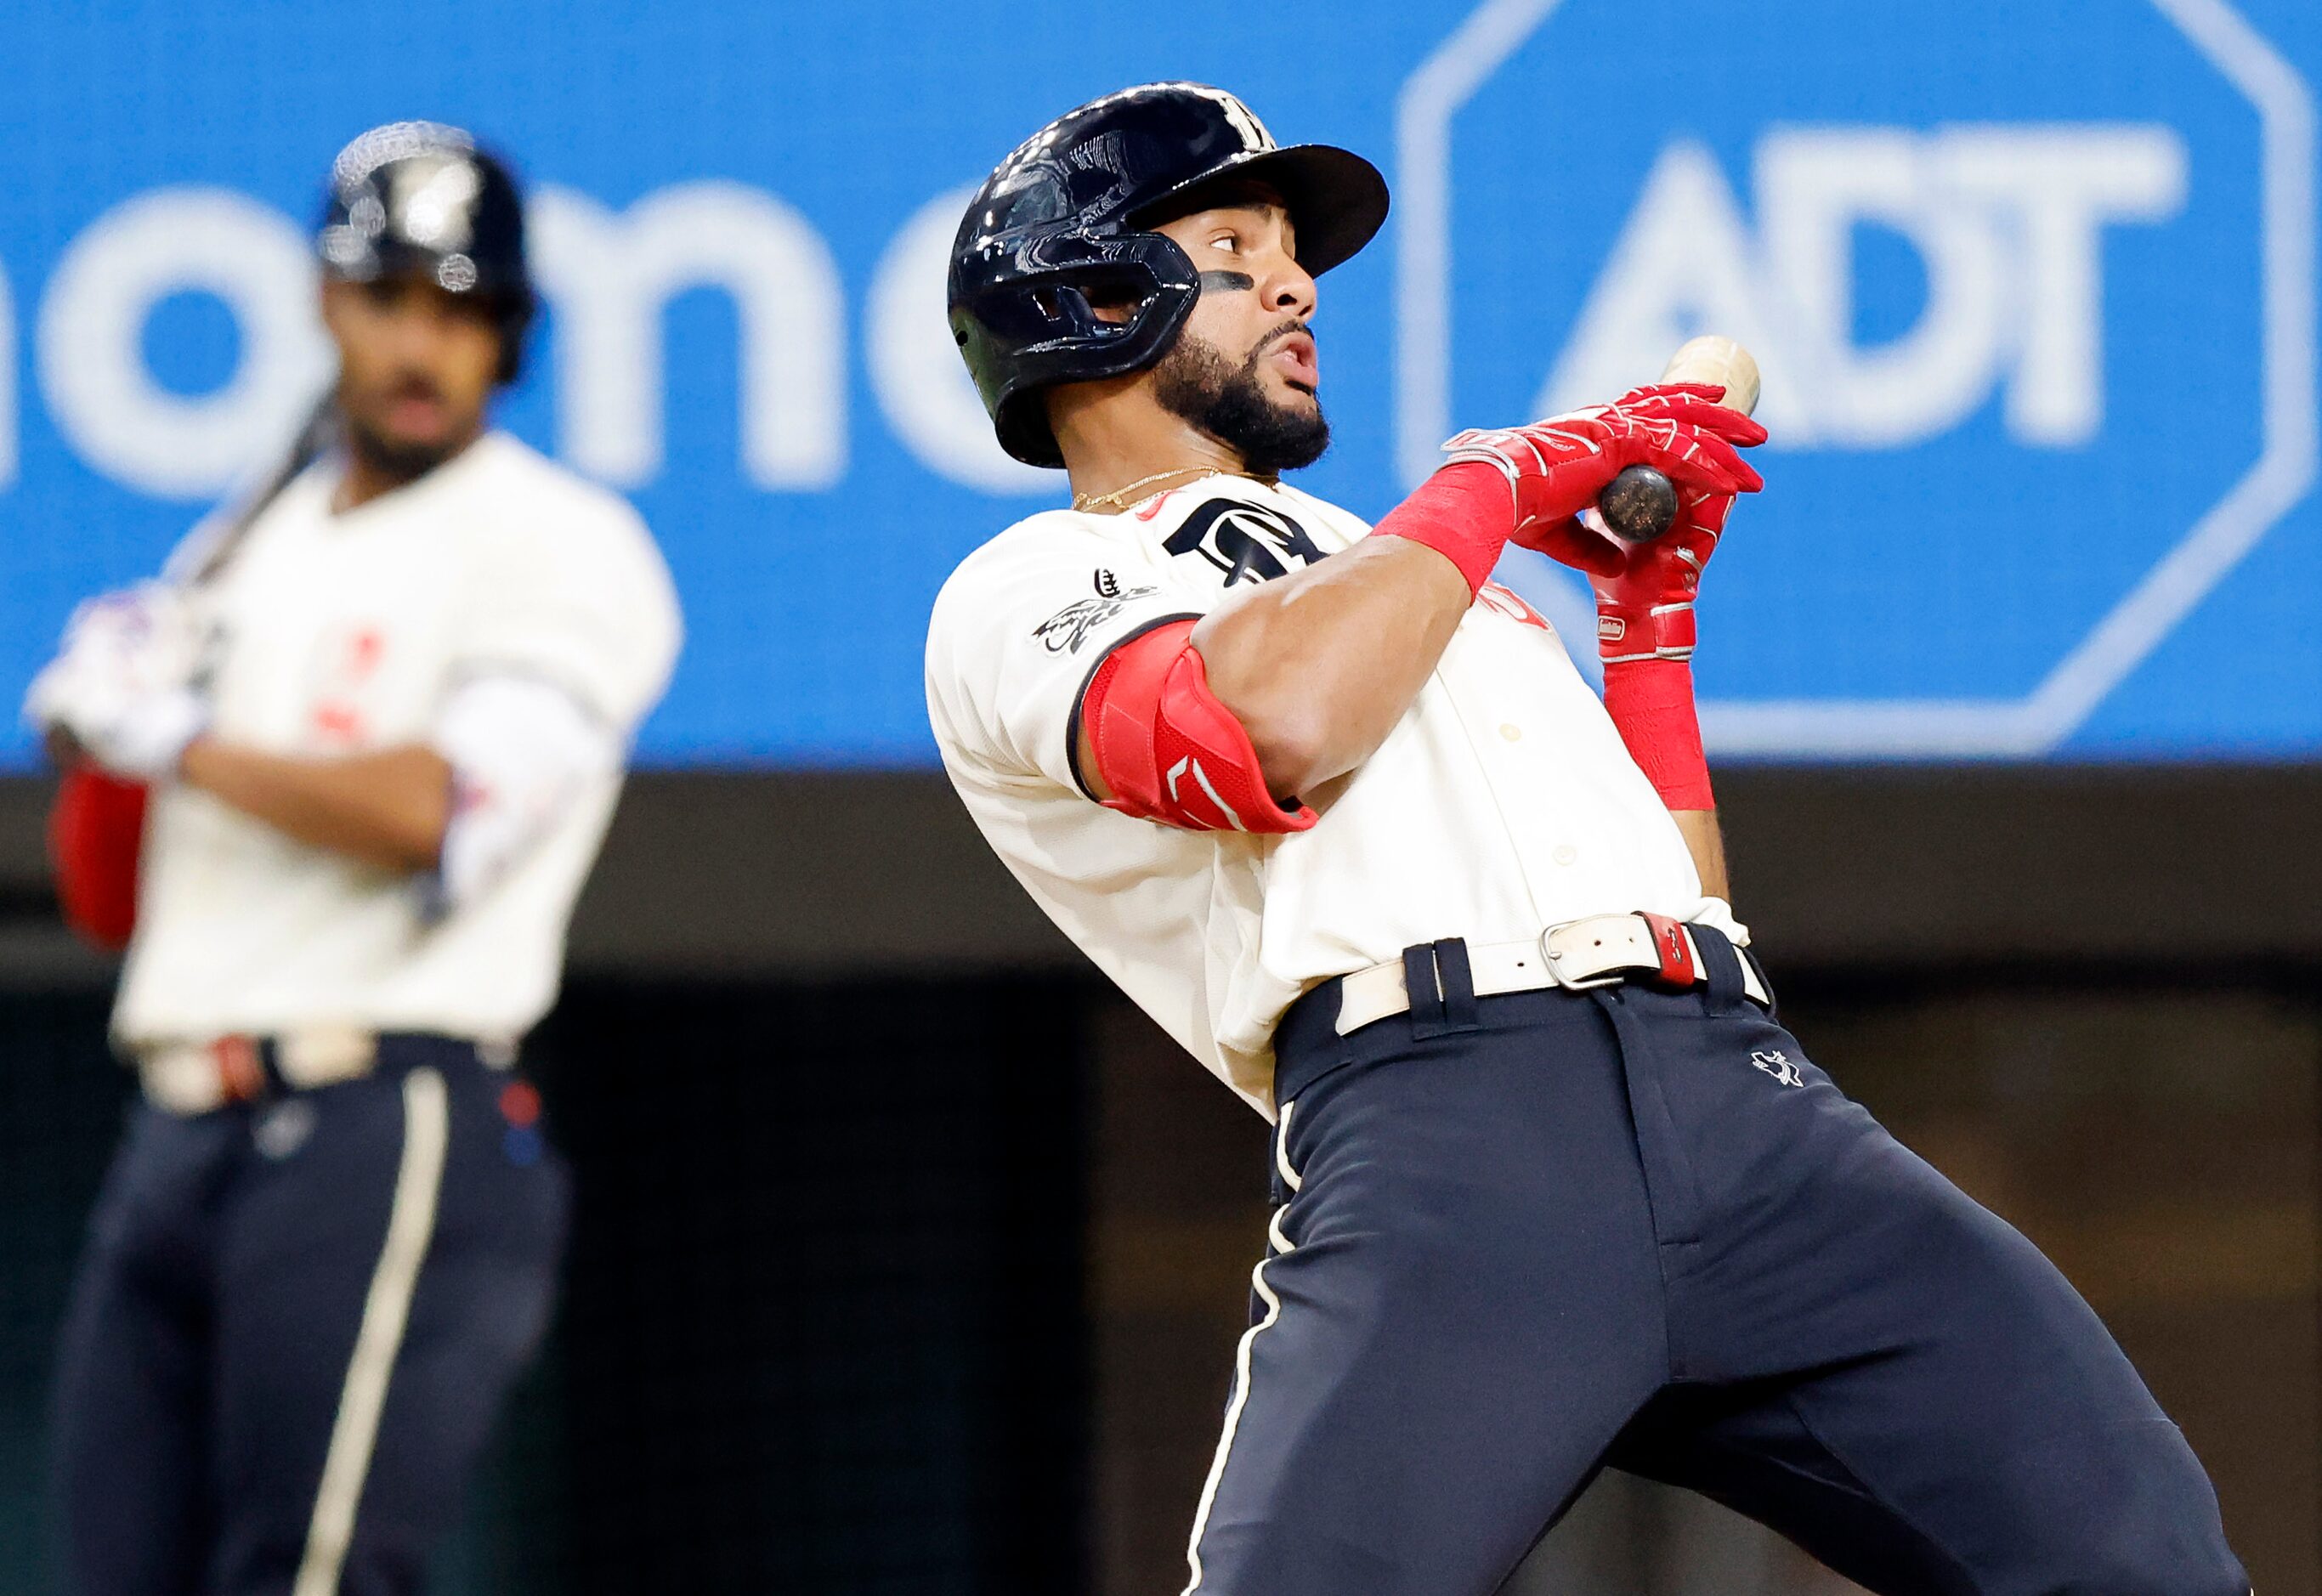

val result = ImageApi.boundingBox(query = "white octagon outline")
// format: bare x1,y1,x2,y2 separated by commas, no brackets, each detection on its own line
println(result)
1396,0,2318,756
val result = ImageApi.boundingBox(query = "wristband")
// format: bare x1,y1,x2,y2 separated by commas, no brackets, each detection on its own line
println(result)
1602,658,1715,811
1368,462,1514,595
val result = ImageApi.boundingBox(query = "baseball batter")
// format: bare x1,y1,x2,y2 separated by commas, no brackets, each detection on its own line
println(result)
25,123,680,1595
926,84,2245,1594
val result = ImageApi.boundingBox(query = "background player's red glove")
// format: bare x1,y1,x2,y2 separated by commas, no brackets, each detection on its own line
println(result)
1444,383,1764,575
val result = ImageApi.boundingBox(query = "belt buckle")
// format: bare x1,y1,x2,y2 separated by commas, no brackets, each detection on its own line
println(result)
1539,919,1625,992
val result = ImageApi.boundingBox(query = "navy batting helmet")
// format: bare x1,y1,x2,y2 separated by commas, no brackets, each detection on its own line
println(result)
316,121,536,383
949,83,1389,468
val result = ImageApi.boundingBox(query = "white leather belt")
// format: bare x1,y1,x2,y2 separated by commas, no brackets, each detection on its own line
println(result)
133,1026,382,1116
1330,914,1770,1038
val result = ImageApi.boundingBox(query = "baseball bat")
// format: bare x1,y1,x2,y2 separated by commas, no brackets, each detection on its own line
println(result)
1588,335,1762,543
175,391,340,586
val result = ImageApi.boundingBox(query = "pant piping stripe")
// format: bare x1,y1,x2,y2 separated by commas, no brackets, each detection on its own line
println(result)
291,1067,450,1596
1272,1098,1302,1192
1182,1180,1298,1592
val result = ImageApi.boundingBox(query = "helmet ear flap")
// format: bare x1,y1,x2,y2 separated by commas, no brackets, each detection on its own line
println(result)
974,230,1201,467
494,291,535,386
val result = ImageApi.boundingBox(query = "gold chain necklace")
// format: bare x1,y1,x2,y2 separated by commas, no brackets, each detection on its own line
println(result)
1072,466,1270,514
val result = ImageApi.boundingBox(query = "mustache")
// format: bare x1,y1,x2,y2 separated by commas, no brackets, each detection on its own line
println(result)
1243,317,1311,369
373,371,447,406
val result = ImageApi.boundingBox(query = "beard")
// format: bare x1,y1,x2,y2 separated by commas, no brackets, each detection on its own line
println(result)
342,410,465,484
338,370,481,485
1151,325,1330,474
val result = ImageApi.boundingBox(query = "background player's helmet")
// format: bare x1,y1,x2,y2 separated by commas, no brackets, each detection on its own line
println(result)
316,121,536,383
949,82,1390,468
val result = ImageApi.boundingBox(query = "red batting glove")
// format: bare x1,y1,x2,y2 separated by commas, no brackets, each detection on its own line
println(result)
1592,483,1736,665
1444,383,1764,576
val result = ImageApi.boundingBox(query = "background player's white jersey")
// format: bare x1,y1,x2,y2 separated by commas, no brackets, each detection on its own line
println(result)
926,476,1741,1116
114,432,682,1047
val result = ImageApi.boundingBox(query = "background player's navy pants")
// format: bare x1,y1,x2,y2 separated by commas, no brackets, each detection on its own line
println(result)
50,1037,568,1596
1186,932,2246,1596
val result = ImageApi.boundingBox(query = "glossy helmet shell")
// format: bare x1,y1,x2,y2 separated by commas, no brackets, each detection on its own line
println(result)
949,83,1389,468
316,121,536,383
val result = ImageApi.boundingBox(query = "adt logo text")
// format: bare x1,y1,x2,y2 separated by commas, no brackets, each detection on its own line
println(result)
1403,0,2314,756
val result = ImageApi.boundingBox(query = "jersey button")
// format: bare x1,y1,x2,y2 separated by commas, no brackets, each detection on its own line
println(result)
1553,844,1579,866
1498,722,1522,742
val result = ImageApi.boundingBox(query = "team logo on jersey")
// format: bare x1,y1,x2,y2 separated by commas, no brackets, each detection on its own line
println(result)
1033,579,1160,654
1163,498,1325,586
1750,1050,1806,1089
308,623,388,745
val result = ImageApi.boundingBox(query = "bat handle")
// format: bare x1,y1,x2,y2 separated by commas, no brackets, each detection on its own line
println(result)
1594,464,1679,542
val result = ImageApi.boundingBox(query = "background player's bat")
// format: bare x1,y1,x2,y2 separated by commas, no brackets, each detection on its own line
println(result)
173,391,340,586
1586,336,1763,543
39,393,338,767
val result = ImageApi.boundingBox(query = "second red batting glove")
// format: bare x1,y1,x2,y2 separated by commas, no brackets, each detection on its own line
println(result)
1590,484,1736,664
1505,390,1766,815
1585,486,1740,812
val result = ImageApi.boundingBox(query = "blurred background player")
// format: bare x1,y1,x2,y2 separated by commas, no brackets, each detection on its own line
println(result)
21,121,682,1596
927,84,2246,1595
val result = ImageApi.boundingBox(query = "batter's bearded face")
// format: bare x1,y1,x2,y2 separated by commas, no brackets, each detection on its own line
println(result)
321,274,503,482
1147,194,1330,473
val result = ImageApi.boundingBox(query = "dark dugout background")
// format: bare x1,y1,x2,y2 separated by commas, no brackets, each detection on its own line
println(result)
0,767,2314,1594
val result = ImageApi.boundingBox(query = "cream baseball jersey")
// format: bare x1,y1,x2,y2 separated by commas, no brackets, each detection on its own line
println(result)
113,432,682,1047
925,475,1743,1117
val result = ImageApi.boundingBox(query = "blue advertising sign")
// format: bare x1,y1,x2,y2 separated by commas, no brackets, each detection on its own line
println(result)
2,0,2315,767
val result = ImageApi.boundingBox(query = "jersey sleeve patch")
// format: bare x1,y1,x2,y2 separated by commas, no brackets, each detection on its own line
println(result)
926,525,1210,794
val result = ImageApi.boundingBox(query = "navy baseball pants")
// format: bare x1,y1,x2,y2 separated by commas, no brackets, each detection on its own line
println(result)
50,1037,568,1596
1183,931,2246,1595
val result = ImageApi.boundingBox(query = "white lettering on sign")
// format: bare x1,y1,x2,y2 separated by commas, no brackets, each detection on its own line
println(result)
532,181,847,490
867,185,1051,495
35,188,331,499
1541,125,2188,449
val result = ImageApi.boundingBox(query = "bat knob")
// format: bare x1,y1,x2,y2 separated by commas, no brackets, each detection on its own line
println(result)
1597,465,1679,542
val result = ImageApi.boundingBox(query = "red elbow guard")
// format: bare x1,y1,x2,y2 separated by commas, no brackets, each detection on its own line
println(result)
48,765,149,952
1079,620,1317,835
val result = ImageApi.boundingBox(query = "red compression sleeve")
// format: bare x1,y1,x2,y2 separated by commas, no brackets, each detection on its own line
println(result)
1601,659,1716,812
1368,461,1514,595
48,765,148,951
1080,620,1317,835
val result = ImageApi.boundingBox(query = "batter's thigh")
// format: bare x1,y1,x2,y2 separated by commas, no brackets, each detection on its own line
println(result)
1634,1008,2246,1595
1184,1015,1672,1596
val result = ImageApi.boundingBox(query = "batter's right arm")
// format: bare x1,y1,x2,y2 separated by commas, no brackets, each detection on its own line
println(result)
1171,535,1469,799
1184,391,1763,802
